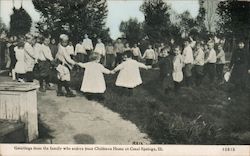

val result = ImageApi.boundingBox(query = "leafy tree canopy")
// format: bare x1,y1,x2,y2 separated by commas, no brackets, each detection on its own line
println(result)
119,18,145,45
33,0,111,43
140,0,178,43
9,7,32,37
217,1,250,40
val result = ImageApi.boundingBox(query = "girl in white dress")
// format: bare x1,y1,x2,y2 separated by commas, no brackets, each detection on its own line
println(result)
77,53,112,101
172,46,184,92
14,41,26,82
112,51,151,96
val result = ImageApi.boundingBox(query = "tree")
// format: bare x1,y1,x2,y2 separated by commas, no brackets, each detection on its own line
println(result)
217,1,250,50
204,0,219,33
217,1,250,39
119,18,144,45
196,0,206,28
195,0,209,40
9,7,32,36
140,0,177,43
177,11,196,38
33,0,111,44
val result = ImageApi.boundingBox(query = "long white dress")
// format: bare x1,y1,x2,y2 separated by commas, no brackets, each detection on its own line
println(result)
14,47,26,74
56,64,70,81
114,59,148,88
173,54,184,82
79,62,110,93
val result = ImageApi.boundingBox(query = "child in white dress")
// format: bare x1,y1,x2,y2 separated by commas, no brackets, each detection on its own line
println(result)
112,51,151,96
172,46,184,92
77,53,112,101
14,41,26,82
56,60,76,97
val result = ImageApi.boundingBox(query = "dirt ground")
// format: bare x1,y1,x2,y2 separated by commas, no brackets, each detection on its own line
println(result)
0,75,150,144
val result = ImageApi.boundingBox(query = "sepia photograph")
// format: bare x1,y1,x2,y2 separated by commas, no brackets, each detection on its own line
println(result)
0,0,249,154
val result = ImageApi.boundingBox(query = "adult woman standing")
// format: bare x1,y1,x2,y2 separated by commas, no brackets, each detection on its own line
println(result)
229,41,250,91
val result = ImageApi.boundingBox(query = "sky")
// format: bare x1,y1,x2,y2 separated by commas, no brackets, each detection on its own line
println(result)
0,0,199,39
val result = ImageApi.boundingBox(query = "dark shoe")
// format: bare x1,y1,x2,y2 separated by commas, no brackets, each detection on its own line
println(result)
57,92,65,96
65,92,76,97
86,95,94,101
97,95,105,101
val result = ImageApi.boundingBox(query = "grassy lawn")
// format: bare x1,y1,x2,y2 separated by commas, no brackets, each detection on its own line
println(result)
89,69,250,144
1,65,250,144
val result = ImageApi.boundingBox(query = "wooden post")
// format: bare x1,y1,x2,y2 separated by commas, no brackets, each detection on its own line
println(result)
0,82,39,142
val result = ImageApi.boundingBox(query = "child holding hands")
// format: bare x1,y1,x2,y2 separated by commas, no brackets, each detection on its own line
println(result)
112,51,151,96
77,52,112,101
56,60,76,97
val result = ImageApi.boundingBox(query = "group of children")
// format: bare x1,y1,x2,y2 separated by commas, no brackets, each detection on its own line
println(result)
158,37,250,93
3,31,250,101
4,33,153,100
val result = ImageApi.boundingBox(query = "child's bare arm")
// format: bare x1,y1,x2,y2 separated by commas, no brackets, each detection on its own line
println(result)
77,62,86,68
146,65,152,70
113,64,123,73
101,66,112,74
142,51,147,59
138,62,151,70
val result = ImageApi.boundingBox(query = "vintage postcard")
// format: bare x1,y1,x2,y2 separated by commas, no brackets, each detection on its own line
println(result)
0,0,249,155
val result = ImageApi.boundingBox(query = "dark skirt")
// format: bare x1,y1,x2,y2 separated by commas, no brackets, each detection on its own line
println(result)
106,54,115,67
115,53,123,65
158,59,167,81
230,63,248,86
38,60,51,77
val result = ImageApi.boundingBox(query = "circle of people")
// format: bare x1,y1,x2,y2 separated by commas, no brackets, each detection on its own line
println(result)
1,32,250,99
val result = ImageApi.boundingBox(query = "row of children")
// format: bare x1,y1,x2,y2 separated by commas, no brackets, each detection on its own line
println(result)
7,32,152,99
74,37,158,69
4,30,250,100
7,33,75,97
157,37,250,93
77,36,250,100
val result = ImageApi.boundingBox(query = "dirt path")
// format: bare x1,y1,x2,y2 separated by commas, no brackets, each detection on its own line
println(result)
0,75,150,144
37,90,150,144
